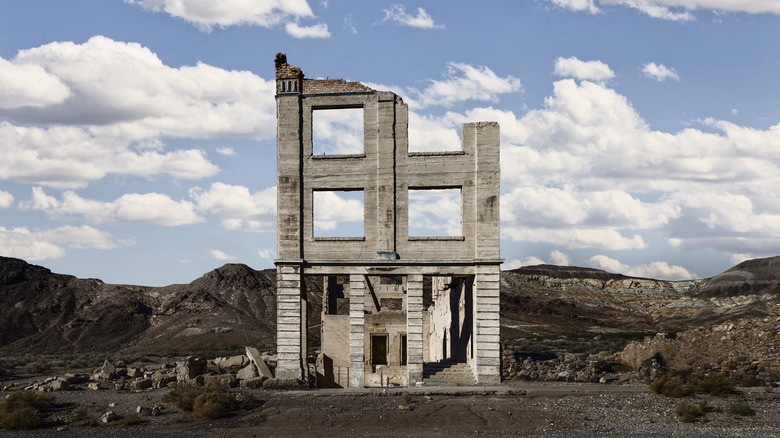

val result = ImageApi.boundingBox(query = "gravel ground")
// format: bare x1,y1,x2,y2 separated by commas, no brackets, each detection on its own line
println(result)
2,380,779,437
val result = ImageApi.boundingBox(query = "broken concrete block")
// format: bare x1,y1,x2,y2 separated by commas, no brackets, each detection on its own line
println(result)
239,376,267,389
236,364,258,380
176,356,207,381
131,378,153,390
246,346,274,379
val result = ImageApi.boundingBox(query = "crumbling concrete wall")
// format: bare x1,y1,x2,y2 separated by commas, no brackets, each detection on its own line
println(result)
273,53,502,387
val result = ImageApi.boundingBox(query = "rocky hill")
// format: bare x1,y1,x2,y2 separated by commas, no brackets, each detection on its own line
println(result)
1,256,779,357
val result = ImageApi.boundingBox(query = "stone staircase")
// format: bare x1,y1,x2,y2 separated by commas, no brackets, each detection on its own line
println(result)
422,361,475,386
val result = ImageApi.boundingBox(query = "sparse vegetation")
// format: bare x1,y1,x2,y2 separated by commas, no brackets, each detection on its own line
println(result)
23,362,47,374
727,400,756,417
162,381,239,420
675,401,708,423
650,375,690,398
0,391,54,430
687,372,735,397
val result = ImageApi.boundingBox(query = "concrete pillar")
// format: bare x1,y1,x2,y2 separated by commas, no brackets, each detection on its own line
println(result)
276,264,304,380
406,274,424,385
348,274,365,388
473,265,501,384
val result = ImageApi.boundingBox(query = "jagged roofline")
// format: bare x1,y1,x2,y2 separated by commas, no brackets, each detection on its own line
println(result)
274,52,377,94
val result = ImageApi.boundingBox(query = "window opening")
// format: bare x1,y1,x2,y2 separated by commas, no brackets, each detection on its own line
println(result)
400,334,407,366
313,108,363,155
371,334,388,366
313,190,364,238
408,188,462,237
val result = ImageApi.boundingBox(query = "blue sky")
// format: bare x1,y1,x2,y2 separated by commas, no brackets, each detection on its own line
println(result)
2,1,780,286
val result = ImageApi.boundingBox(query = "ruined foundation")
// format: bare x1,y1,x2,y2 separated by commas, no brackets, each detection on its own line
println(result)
273,53,502,387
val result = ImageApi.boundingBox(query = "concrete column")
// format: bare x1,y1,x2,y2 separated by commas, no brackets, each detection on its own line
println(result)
473,265,501,384
348,274,365,388
276,264,304,380
406,273,424,385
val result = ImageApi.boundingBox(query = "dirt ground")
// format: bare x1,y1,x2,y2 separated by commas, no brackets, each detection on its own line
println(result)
3,380,780,437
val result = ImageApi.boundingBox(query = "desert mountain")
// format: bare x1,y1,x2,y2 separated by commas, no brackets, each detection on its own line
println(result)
1,256,779,356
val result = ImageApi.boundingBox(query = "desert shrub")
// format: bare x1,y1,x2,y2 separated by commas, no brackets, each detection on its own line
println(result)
650,375,690,398
733,373,759,387
192,391,236,420
23,362,47,374
0,407,42,430
164,381,238,420
162,382,203,411
727,400,756,417
687,372,735,397
402,393,412,404
0,391,54,431
675,401,706,423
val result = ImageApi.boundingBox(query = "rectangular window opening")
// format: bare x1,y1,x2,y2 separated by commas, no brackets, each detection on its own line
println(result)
400,334,407,366
371,334,388,366
408,188,462,237
313,108,364,155
313,190,364,238
407,112,462,152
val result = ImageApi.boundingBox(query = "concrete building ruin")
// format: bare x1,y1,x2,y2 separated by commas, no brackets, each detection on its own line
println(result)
274,53,502,387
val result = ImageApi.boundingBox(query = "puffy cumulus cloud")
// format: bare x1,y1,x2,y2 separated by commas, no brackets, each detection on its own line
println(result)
382,5,444,29
0,122,219,188
312,191,364,231
502,257,546,270
0,225,125,261
189,183,276,232
588,254,696,280
550,1,780,20
126,0,320,33
7,36,276,137
408,188,462,236
400,63,521,110
0,36,283,187
554,57,615,82
312,108,363,154
21,187,202,226
549,250,572,266
210,249,236,261
642,62,680,81
0,58,71,109
285,21,330,38
0,190,13,209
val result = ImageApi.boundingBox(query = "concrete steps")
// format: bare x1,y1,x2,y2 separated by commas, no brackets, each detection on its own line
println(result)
422,361,475,386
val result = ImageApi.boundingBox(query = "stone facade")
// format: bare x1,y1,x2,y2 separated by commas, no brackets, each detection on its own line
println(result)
274,53,502,387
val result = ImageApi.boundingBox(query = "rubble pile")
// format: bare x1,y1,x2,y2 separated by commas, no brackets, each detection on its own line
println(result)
15,347,277,393
502,350,631,384
621,303,780,384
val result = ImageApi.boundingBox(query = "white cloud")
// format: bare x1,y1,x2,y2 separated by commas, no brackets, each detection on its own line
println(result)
549,250,572,266
312,108,363,154
588,254,696,280
190,183,276,232
0,36,283,187
383,5,444,29
216,146,236,156
502,257,546,270
312,191,363,231
258,248,274,258
127,0,317,32
401,62,521,109
210,249,236,261
0,225,125,261
554,56,615,82
642,62,680,81
0,57,71,109
549,0,600,14
0,190,13,208
408,189,462,236
21,187,202,226
549,1,780,20
285,21,330,38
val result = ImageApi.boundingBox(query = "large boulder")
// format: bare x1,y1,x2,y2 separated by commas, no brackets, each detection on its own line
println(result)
176,356,207,381
246,346,274,379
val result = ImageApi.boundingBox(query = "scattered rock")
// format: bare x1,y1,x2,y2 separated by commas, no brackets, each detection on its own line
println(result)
101,411,119,423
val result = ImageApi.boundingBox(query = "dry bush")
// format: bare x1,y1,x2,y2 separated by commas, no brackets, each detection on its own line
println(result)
162,382,202,412
193,391,236,420
163,380,238,420
0,391,54,430
23,362,47,375
687,372,735,397
727,400,756,417
675,401,707,423
650,375,690,398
